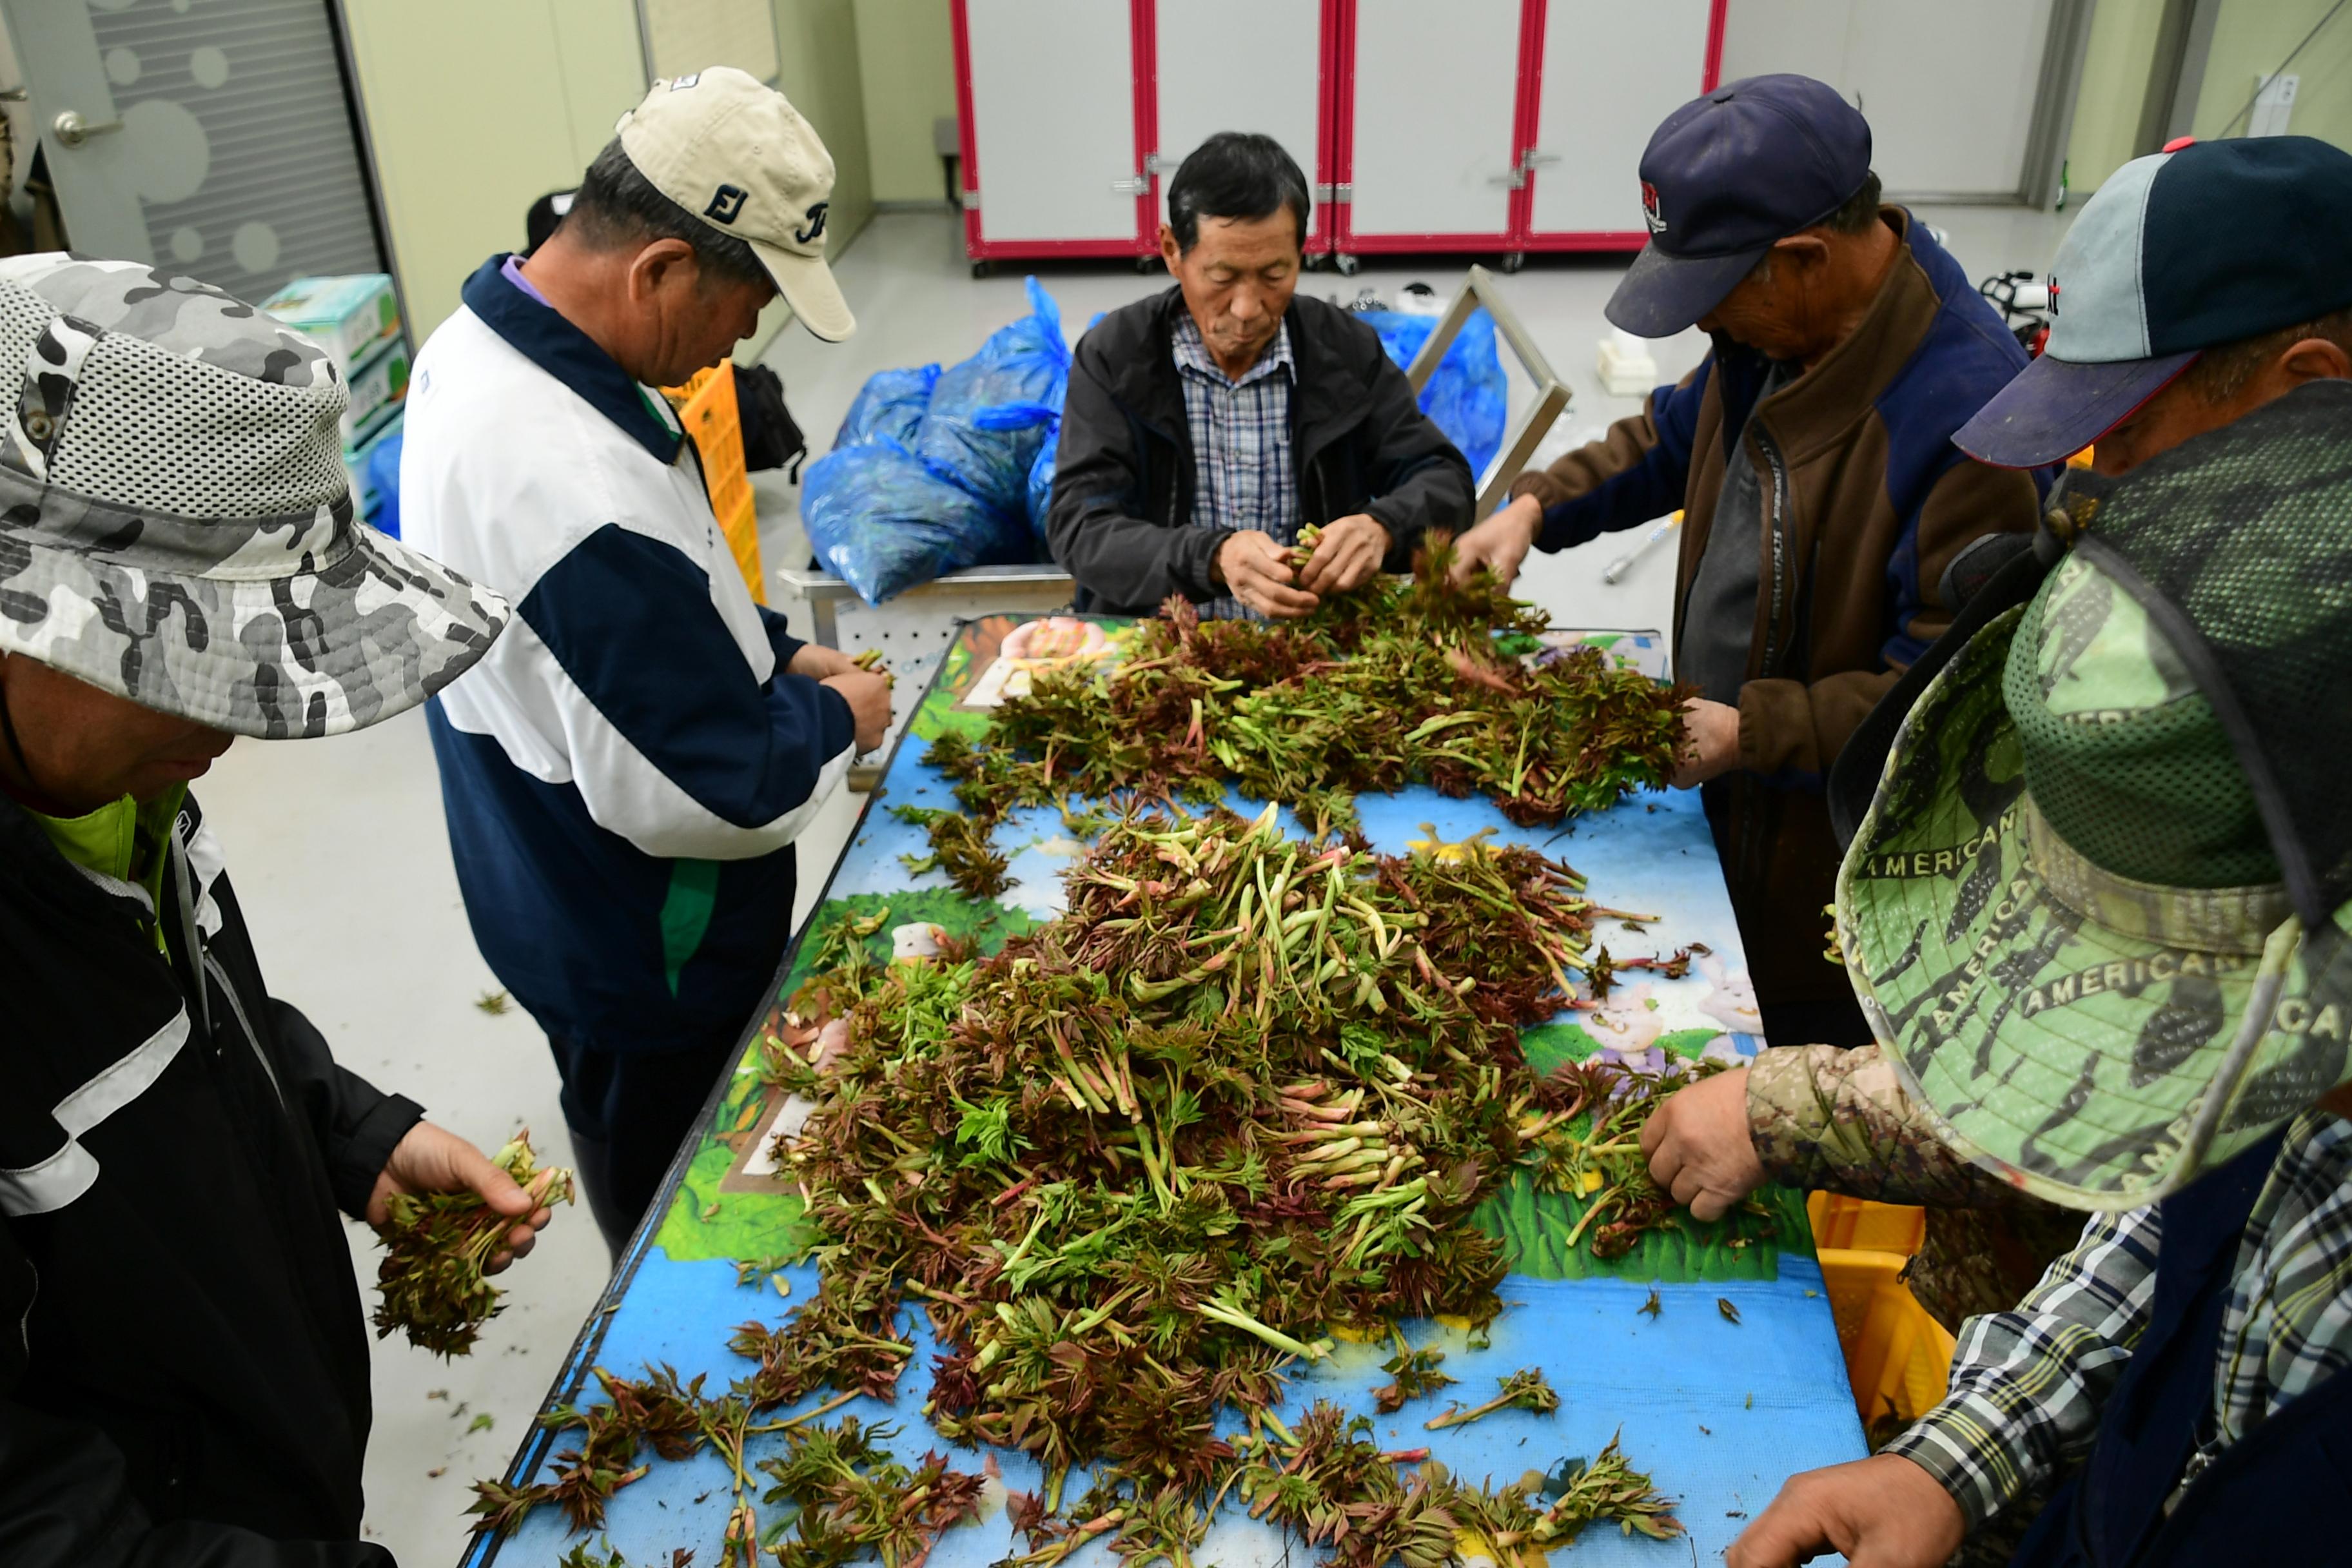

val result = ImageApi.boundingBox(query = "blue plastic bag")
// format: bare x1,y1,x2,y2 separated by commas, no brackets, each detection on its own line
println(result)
801,437,1031,605
1024,417,1061,551
834,363,939,449
1358,308,1507,479
913,277,1071,519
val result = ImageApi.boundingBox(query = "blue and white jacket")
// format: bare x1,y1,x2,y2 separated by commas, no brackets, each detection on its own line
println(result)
402,257,853,1055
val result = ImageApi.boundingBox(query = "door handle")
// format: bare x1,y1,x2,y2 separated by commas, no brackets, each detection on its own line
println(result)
1485,170,1526,189
1110,175,1150,195
54,110,123,148
1520,150,1562,170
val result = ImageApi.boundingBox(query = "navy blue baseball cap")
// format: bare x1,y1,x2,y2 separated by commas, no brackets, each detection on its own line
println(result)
1607,74,1874,338
1956,135,2352,468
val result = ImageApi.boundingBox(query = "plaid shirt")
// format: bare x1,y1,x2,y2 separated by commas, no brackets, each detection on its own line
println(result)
1890,1108,2352,1526
1171,313,1298,621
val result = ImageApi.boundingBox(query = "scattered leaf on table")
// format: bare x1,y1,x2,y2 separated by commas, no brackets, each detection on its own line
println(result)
473,990,511,1015
1638,1287,1661,1320
1718,1297,1742,1325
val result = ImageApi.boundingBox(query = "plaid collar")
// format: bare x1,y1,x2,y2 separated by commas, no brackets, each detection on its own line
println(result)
1170,313,1294,391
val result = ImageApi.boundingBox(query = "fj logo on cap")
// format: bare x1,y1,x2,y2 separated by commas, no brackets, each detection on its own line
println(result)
795,201,829,245
1640,181,1666,235
705,184,749,224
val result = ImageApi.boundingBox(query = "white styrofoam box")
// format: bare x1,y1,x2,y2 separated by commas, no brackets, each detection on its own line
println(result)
1597,328,1659,397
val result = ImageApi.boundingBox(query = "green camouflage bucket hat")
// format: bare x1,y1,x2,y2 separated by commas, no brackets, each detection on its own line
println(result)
0,255,506,738
1838,379,2352,1211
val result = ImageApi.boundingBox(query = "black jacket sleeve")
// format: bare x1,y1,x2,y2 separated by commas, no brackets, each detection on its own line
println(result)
269,999,422,1222
0,1233,392,1568
1044,334,1227,611
1352,344,1476,569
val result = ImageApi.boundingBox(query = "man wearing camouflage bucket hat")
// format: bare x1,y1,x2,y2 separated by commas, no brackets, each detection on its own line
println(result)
1723,137,2352,1568
0,257,544,1565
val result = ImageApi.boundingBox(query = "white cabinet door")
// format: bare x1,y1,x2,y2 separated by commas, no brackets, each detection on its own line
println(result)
1718,0,2057,199
1526,0,1712,237
1346,0,1521,241
1154,0,1324,235
965,0,1140,244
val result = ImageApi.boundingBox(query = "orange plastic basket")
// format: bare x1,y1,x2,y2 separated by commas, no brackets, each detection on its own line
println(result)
667,360,765,605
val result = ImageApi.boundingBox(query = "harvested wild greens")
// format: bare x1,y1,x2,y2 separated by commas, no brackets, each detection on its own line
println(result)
911,537,1689,895
373,1131,574,1358
471,809,1709,1558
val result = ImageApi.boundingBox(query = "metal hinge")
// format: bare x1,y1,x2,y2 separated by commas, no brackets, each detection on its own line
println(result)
1143,152,1170,175
1314,182,1353,204
960,188,981,211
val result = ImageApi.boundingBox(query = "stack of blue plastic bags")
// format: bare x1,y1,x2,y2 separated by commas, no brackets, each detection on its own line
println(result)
802,276,1508,605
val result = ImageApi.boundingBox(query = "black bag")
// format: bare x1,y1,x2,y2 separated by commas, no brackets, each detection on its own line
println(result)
736,363,808,481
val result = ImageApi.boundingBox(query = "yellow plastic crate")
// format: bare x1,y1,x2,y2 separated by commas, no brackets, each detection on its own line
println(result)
1817,1246,1957,1432
666,360,765,605
1807,1191,1927,1255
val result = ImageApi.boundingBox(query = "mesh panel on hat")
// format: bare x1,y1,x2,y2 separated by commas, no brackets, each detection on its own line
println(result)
0,280,39,413
2073,379,2352,920
2004,593,2278,888
48,331,349,520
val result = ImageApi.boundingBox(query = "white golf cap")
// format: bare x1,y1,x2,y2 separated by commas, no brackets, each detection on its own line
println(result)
615,66,856,342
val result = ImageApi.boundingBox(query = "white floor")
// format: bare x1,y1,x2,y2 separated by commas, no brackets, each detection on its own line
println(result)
190,204,2073,1567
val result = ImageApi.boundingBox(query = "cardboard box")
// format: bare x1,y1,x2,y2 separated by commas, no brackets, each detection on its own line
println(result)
261,273,398,371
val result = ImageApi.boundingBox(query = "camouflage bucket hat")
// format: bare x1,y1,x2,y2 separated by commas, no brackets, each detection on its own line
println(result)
0,255,507,738
1838,381,2352,1211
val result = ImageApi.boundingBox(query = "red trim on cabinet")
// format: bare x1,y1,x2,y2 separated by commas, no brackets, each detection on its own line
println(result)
1702,0,1728,90
1309,0,1343,251
950,0,983,259
1518,230,1651,253
1329,0,1357,253
1130,0,1160,252
1507,0,1546,242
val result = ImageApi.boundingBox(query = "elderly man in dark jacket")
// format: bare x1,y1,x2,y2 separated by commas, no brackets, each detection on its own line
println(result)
0,256,545,1566
1047,132,1473,620
1453,75,2044,1050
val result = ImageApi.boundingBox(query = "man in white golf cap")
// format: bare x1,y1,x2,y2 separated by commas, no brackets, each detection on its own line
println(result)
403,68,892,1259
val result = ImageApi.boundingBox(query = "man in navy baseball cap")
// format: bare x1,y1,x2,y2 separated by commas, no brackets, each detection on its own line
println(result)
1607,72,1876,336
1956,134,2352,473
1453,72,2044,1075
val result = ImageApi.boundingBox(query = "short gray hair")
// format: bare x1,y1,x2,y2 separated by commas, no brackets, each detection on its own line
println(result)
558,138,770,289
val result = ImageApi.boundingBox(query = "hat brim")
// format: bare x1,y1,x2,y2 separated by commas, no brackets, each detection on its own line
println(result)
0,511,509,740
752,238,856,344
1604,241,1769,338
1954,349,2200,469
1836,603,2350,1211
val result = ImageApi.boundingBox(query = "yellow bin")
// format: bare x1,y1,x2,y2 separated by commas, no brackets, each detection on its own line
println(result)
1807,1195,1955,1433
665,360,766,605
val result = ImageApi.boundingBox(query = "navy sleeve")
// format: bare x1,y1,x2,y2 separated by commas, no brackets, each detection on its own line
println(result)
1534,362,1710,552
520,524,856,836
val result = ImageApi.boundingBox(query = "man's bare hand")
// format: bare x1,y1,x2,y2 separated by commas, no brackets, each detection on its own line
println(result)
367,1121,554,1275
1727,1455,1965,1568
1449,495,1544,587
1296,514,1390,596
1216,530,1319,619
1672,696,1741,788
787,642,868,681
822,669,893,753
1639,1066,1765,1222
